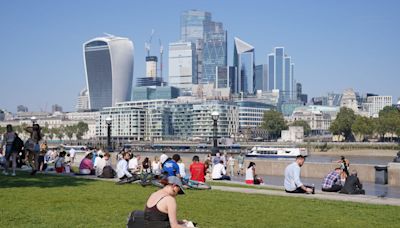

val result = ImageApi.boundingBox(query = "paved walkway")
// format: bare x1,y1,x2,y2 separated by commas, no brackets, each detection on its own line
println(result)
211,180,400,207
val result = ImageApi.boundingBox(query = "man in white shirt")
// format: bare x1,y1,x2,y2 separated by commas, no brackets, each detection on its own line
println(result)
284,155,314,194
128,154,140,174
69,148,76,165
212,160,231,180
116,152,133,180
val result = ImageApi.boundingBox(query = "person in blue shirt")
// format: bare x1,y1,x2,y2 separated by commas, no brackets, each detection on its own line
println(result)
162,154,181,177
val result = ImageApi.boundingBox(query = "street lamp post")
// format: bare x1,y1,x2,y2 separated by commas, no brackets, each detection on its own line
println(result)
211,111,220,156
105,116,112,151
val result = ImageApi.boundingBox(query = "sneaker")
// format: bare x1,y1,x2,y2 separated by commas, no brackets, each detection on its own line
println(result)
2,171,9,176
30,170,37,175
11,172,16,176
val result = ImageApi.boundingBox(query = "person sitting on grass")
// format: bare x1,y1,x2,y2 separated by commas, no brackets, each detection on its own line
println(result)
284,155,314,194
339,170,365,195
144,176,194,228
321,164,342,192
212,160,231,181
116,152,134,181
190,156,206,183
96,152,112,177
162,154,181,178
245,162,263,185
79,152,94,175
54,151,67,173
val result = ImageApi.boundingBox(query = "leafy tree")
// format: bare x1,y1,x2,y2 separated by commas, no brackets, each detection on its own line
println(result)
376,106,400,141
262,110,287,139
329,107,356,141
75,122,89,140
351,115,374,141
290,120,311,136
64,125,75,142
52,126,65,142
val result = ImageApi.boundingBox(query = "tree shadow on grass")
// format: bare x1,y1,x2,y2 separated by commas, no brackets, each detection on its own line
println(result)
0,171,95,188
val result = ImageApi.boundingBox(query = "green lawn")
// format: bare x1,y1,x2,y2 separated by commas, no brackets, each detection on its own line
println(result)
0,172,399,228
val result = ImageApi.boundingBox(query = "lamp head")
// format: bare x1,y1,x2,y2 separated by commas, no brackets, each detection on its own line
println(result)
105,116,112,125
211,111,220,121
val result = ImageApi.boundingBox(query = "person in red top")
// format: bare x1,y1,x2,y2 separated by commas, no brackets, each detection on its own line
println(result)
189,155,206,182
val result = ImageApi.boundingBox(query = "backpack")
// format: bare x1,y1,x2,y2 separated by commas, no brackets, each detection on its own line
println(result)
126,210,145,228
101,166,116,178
12,134,24,152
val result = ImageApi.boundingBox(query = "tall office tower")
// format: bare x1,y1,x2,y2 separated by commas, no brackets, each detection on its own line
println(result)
180,10,227,85
146,56,158,78
268,54,275,91
233,37,255,95
83,35,134,110
215,66,228,89
284,56,292,100
255,64,268,92
228,66,238,94
168,42,197,93
202,22,227,84
267,47,295,101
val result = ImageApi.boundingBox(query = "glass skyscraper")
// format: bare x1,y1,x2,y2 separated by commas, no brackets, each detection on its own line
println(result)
267,47,295,101
255,64,268,92
180,10,227,85
233,37,255,95
83,35,134,110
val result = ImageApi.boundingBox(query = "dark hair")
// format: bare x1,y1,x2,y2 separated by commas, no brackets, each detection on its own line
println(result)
104,152,110,157
86,153,93,159
192,155,199,162
248,162,255,169
296,155,305,160
159,178,169,186
6,124,13,132
60,151,67,157
172,154,180,162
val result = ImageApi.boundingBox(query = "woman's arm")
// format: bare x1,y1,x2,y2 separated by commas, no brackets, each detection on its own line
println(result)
167,197,185,228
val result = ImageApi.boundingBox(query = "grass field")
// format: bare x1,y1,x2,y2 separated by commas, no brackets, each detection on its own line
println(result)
0,172,399,228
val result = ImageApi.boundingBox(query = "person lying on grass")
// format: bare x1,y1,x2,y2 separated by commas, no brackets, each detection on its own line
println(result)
144,176,195,228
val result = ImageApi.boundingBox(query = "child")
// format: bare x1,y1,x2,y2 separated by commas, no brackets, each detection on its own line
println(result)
55,151,67,173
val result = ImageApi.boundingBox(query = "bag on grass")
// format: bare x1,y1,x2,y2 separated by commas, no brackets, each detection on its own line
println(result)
101,166,115,178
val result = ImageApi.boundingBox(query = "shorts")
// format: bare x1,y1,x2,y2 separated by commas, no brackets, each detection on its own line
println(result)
245,179,254,184
56,167,65,173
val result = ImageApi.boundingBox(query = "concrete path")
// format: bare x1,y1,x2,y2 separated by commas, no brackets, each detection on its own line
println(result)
211,182,400,207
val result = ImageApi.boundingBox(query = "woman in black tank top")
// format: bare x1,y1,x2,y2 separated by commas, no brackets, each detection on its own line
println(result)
143,176,187,228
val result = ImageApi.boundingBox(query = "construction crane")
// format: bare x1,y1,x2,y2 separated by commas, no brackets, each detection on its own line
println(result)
159,38,163,85
145,29,155,57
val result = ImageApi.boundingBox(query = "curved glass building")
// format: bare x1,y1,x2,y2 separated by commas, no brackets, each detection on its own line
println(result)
83,35,134,110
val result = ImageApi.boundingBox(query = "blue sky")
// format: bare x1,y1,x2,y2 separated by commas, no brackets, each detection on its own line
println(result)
1,0,399,112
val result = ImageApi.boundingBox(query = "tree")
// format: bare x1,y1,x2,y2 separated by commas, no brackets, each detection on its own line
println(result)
329,107,356,141
52,126,65,142
262,110,287,139
64,125,75,142
290,120,311,136
351,115,374,141
376,106,400,141
75,122,89,140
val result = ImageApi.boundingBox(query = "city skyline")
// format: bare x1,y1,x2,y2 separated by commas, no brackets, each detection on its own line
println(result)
1,0,399,112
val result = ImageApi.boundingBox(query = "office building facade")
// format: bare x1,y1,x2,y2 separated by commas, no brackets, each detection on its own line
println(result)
233,37,255,95
83,35,134,110
168,42,197,92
